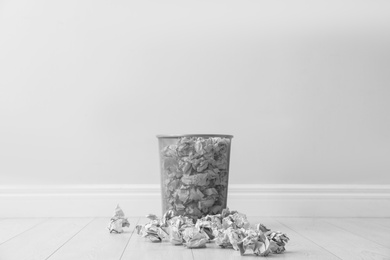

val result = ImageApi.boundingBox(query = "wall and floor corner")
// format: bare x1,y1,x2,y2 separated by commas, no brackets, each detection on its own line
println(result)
1,184,390,217
1,0,390,217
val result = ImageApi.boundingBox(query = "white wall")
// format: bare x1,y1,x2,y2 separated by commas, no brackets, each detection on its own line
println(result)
1,0,389,186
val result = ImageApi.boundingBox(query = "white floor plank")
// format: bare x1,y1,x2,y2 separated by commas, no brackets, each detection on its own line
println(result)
0,218,92,260
324,218,390,249
122,249,194,260
0,218,47,245
192,241,260,260
1,217,389,260
246,217,341,260
122,217,194,260
47,217,138,260
365,218,390,229
277,218,390,260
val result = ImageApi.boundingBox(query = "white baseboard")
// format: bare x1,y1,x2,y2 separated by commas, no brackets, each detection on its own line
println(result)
0,184,389,217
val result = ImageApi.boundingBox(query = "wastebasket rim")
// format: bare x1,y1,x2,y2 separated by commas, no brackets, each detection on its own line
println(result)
156,134,233,139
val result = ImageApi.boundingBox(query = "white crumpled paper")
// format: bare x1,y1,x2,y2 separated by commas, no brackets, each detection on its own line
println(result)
107,205,130,233
134,207,290,257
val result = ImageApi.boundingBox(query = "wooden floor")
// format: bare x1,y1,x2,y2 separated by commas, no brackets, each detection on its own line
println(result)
0,217,389,260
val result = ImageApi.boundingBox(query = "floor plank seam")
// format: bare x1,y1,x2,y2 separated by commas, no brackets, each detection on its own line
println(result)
322,219,390,250
274,218,344,260
119,217,140,260
44,218,96,260
190,247,195,260
0,218,49,247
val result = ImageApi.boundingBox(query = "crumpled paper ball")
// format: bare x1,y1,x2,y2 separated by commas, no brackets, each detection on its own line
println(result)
107,205,130,233
134,207,290,257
